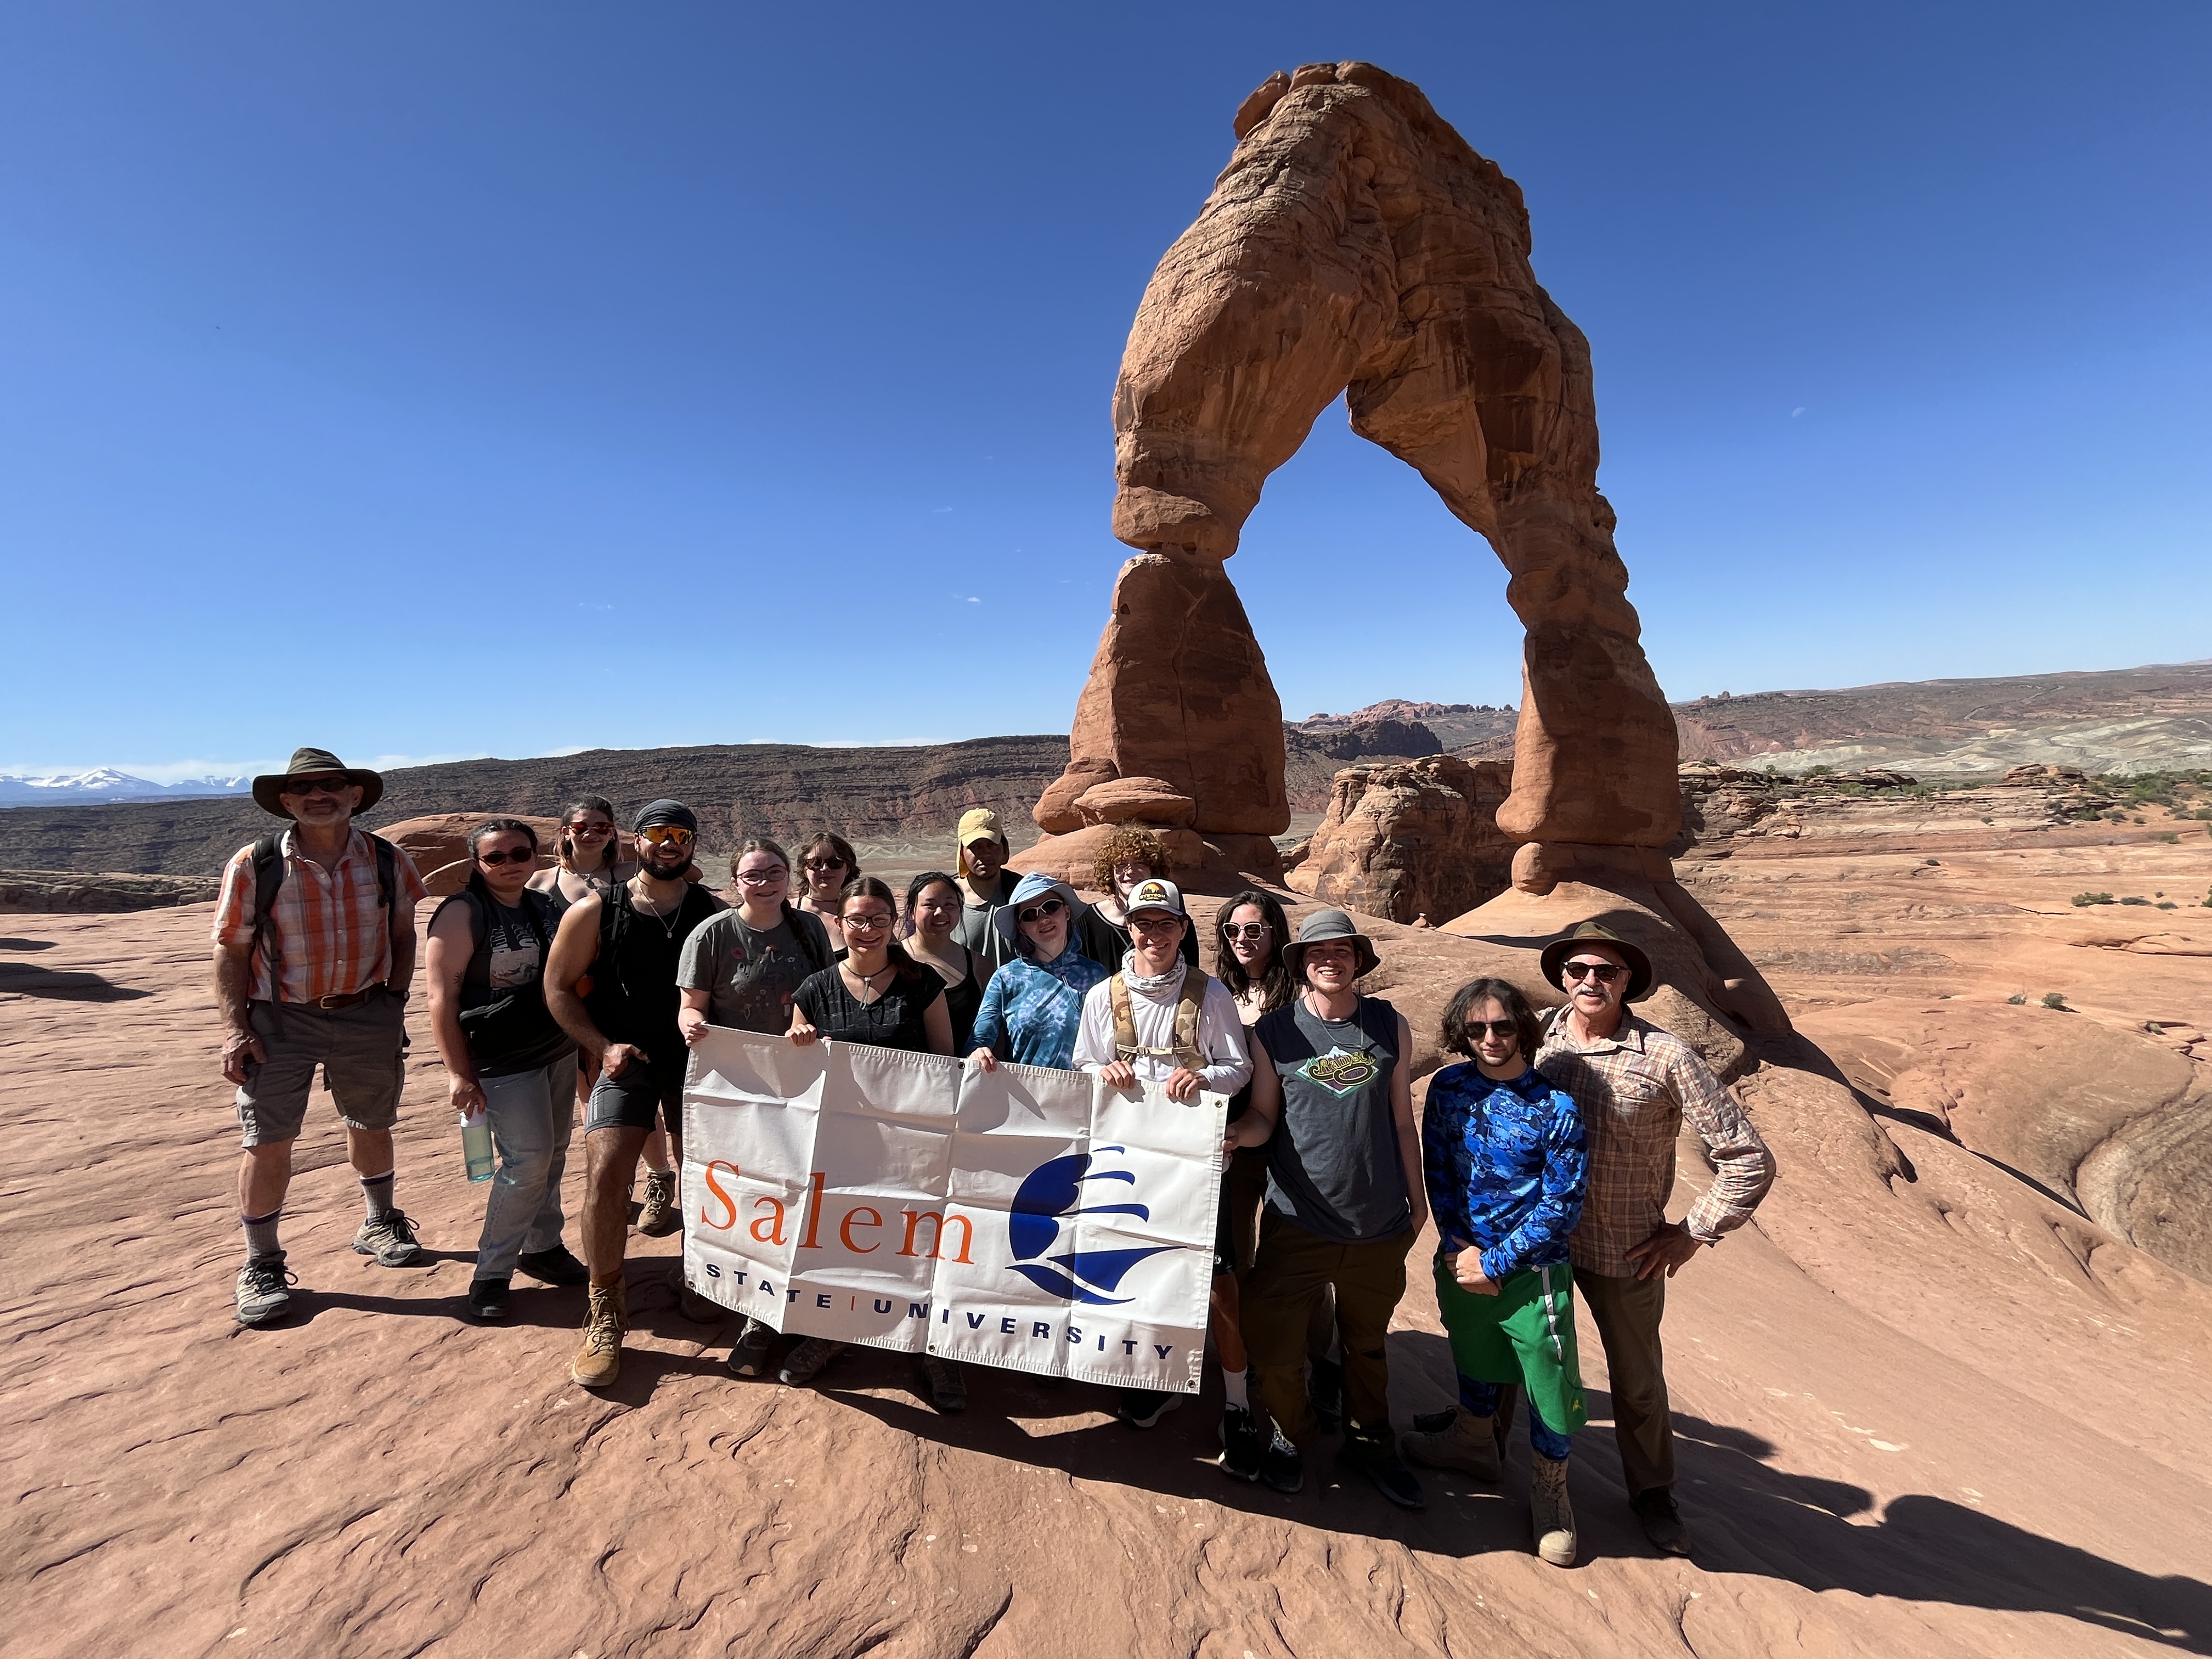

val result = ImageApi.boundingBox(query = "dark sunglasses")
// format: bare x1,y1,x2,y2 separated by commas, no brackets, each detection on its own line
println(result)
1222,923,1272,942
1016,898,1067,924
476,847,535,867
1561,960,1623,984
1468,1019,1520,1041
280,776,352,797
803,857,848,872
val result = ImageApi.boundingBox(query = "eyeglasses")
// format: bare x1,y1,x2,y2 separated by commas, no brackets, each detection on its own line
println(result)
639,826,694,847
1222,923,1272,942
476,848,535,867
1469,1019,1520,1041
803,857,848,873
842,912,891,933
280,776,351,797
1128,914,1183,935
1561,960,1623,984
1015,898,1067,924
735,867,786,885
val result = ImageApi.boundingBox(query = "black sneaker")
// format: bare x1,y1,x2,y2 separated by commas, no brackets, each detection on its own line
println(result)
1308,1356,1344,1436
1218,1404,1263,1482
234,1254,296,1327
727,1317,776,1379
1116,1389,1184,1429
1260,1424,1305,1494
468,1277,511,1320
1341,1426,1427,1511
516,1244,589,1286
352,1209,424,1267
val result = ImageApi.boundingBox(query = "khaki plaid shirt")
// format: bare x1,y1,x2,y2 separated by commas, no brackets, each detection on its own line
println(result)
1537,1012,1773,1278
213,827,426,1004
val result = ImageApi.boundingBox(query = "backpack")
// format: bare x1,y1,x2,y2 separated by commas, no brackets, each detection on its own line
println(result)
437,885,569,1070
249,830,399,1001
1108,966,1211,1072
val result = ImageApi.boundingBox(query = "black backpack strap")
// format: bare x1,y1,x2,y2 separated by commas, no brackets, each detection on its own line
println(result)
250,833,286,1002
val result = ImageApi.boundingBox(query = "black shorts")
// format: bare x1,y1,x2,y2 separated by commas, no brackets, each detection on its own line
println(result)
585,1064,684,1134
1213,1146,1271,1278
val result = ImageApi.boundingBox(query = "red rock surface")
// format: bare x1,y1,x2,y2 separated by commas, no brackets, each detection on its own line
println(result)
6,885,2209,1655
379,812,563,895
1285,756,1515,925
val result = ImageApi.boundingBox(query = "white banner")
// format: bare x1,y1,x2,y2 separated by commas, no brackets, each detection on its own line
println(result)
680,1027,1226,1392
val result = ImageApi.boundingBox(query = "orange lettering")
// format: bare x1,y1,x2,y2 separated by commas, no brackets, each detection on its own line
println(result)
898,1209,973,1263
749,1197,788,1245
839,1205,883,1253
699,1160,740,1232
799,1171,827,1249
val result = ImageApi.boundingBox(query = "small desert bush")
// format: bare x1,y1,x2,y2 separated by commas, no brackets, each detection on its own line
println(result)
2072,891,2115,906
2042,992,2070,1011
2006,992,2027,1005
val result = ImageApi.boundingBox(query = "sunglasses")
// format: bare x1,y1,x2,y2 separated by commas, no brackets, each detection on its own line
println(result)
842,912,891,932
476,847,535,867
567,821,614,837
1015,898,1067,924
1222,923,1272,942
1468,1019,1520,1041
280,776,352,797
639,826,694,847
803,857,848,872
1561,960,1623,984
735,867,787,885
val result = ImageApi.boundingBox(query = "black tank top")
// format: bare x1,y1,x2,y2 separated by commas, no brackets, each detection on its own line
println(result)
587,880,723,1074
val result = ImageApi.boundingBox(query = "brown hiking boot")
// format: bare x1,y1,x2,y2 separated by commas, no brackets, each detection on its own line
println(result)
570,1280,627,1389
637,1169,679,1237
1531,1454,1577,1566
1403,1408,1501,1481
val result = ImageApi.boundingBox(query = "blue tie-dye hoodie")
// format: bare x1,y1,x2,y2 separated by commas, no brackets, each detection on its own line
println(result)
970,871,1110,1070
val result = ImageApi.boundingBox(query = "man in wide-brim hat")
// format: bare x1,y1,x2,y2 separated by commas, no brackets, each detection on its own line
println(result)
212,747,428,1330
1532,921,1774,1559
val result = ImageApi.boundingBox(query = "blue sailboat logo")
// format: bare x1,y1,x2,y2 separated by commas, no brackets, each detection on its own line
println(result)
1007,1148,1174,1305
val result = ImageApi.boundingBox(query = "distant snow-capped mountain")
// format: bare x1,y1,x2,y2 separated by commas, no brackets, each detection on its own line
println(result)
0,769,252,807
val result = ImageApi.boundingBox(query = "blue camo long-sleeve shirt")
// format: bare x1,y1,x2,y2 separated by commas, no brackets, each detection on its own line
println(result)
1422,1062,1589,1283
970,941,1110,1070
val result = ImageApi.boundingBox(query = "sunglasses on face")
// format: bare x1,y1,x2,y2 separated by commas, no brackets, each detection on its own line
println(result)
842,912,891,933
568,821,613,838
281,776,351,797
735,867,786,885
476,847,535,867
639,826,693,847
1222,923,1272,942
803,857,848,873
1016,897,1067,924
1561,960,1623,984
1469,1019,1520,1041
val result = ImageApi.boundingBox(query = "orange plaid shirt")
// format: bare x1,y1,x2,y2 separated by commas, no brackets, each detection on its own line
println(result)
212,827,427,1004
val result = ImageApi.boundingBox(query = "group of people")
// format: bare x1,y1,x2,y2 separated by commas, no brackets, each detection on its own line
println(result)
211,747,1775,1567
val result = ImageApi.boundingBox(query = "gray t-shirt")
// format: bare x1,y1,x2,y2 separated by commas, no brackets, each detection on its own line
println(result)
677,907,833,1035
1255,996,1409,1243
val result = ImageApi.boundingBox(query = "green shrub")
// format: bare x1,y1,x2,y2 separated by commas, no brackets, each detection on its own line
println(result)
2158,832,2180,843
2042,992,2069,1011
2006,992,2027,1005
2120,896,2152,906
2157,901,2178,910
1805,764,1833,777
2072,891,2115,906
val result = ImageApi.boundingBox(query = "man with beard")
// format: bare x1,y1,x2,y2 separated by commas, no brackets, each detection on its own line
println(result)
545,799,725,1388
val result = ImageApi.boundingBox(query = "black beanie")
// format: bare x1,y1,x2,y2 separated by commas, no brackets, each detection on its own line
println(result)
633,799,698,833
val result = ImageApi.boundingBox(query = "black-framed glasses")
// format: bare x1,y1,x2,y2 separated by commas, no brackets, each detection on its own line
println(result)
1128,913,1184,935
281,776,351,797
639,826,694,847
803,857,848,872
1469,1019,1519,1041
1222,923,1272,942
841,912,892,933
1016,898,1067,924
476,847,535,867
1561,960,1623,984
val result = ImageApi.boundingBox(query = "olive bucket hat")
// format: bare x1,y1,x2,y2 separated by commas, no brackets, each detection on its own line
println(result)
251,747,385,819
1280,907,1381,981
1539,921,1654,1002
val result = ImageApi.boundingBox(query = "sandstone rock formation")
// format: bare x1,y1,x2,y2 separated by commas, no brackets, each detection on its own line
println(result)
1028,59,1680,884
379,813,562,896
0,869,220,912
1285,756,1514,924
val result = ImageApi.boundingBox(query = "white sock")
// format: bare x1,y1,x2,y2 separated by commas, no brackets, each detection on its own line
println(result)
1221,1367,1250,1410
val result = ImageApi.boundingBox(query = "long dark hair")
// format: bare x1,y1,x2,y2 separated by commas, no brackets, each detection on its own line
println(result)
901,870,962,939
798,832,860,884
1215,889,1295,1011
840,874,923,978
554,794,620,874
1440,977,1542,1066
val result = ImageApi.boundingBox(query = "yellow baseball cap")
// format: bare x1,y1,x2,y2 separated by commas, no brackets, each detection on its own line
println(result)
955,808,1007,877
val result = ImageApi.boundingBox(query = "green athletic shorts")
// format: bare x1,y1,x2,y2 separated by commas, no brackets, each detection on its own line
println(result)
1432,1255,1589,1437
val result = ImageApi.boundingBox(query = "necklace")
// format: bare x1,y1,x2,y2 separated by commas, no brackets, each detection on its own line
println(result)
631,879,689,940
846,958,891,1004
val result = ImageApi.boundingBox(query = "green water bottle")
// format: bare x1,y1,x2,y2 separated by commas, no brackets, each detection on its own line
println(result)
460,1107,494,1183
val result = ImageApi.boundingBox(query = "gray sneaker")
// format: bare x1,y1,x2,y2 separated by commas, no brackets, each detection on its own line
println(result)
235,1254,296,1327
352,1210,424,1267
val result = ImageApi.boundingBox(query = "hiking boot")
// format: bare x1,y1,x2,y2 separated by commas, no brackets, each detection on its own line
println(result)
570,1280,627,1389
467,1277,511,1320
1307,1356,1344,1436
667,1264,724,1323
1403,1407,1501,1481
727,1317,776,1379
234,1254,296,1327
1532,1454,1577,1566
1260,1424,1305,1495
352,1209,424,1266
1341,1424,1426,1511
777,1336,845,1387
1632,1486,1692,1556
919,1354,968,1415
1116,1389,1183,1429
637,1169,680,1237
1218,1404,1264,1483
517,1244,589,1286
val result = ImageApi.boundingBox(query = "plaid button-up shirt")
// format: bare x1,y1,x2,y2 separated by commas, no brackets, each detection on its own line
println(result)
213,827,427,1005
1536,1012,1774,1279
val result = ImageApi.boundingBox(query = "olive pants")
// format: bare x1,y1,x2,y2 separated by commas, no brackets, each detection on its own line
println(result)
1242,1211,1414,1446
1576,1268,1674,1496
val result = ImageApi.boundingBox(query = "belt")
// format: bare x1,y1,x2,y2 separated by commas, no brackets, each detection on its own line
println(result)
279,984,387,1011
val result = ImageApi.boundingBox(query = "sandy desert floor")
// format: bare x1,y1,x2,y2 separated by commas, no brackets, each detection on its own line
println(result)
3,835,2209,1657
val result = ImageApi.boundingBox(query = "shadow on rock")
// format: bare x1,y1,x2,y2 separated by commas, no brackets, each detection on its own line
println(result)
0,962,151,1001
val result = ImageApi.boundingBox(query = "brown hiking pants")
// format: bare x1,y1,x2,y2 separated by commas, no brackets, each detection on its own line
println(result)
1577,1268,1674,1495
1243,1212,1414,1446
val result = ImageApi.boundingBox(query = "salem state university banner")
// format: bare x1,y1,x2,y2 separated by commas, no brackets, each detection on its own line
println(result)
680,1027,1227,1393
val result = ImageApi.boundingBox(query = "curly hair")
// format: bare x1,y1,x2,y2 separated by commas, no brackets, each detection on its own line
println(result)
1091,822,1172,894
1440,977,1543,1066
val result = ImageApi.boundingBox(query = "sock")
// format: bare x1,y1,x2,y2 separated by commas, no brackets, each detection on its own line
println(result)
241,1207,283,1259
1526,1398,1575,1463
1221,1366,1250,1411
1458,1373,1502,1418
360,1170,396,1221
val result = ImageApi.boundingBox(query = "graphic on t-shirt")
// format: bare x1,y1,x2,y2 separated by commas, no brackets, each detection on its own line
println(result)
1297,1046,1380,1097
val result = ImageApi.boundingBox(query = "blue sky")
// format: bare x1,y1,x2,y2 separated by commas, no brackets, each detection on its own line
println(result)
3,2,2206,779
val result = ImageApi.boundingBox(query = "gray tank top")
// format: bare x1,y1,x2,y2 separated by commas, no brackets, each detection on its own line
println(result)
1255,996,1408,1243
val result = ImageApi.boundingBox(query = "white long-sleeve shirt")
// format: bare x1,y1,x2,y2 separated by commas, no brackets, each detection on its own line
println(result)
1075,964,1252,1097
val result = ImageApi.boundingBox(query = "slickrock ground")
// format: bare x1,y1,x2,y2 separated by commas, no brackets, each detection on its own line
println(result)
5,882,2210,1656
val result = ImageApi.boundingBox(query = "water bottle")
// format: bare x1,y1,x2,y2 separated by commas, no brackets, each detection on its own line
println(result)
460,1107,495,1183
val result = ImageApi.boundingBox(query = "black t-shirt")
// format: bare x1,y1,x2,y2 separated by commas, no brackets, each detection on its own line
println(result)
587,881,725,1078
793,958,946,1053
431,887,575,1077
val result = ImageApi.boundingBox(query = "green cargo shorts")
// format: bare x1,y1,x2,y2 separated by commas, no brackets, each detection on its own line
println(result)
1432,1255,1589,1438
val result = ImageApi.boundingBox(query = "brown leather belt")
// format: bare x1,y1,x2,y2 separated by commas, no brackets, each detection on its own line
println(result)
287,983,386,1011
